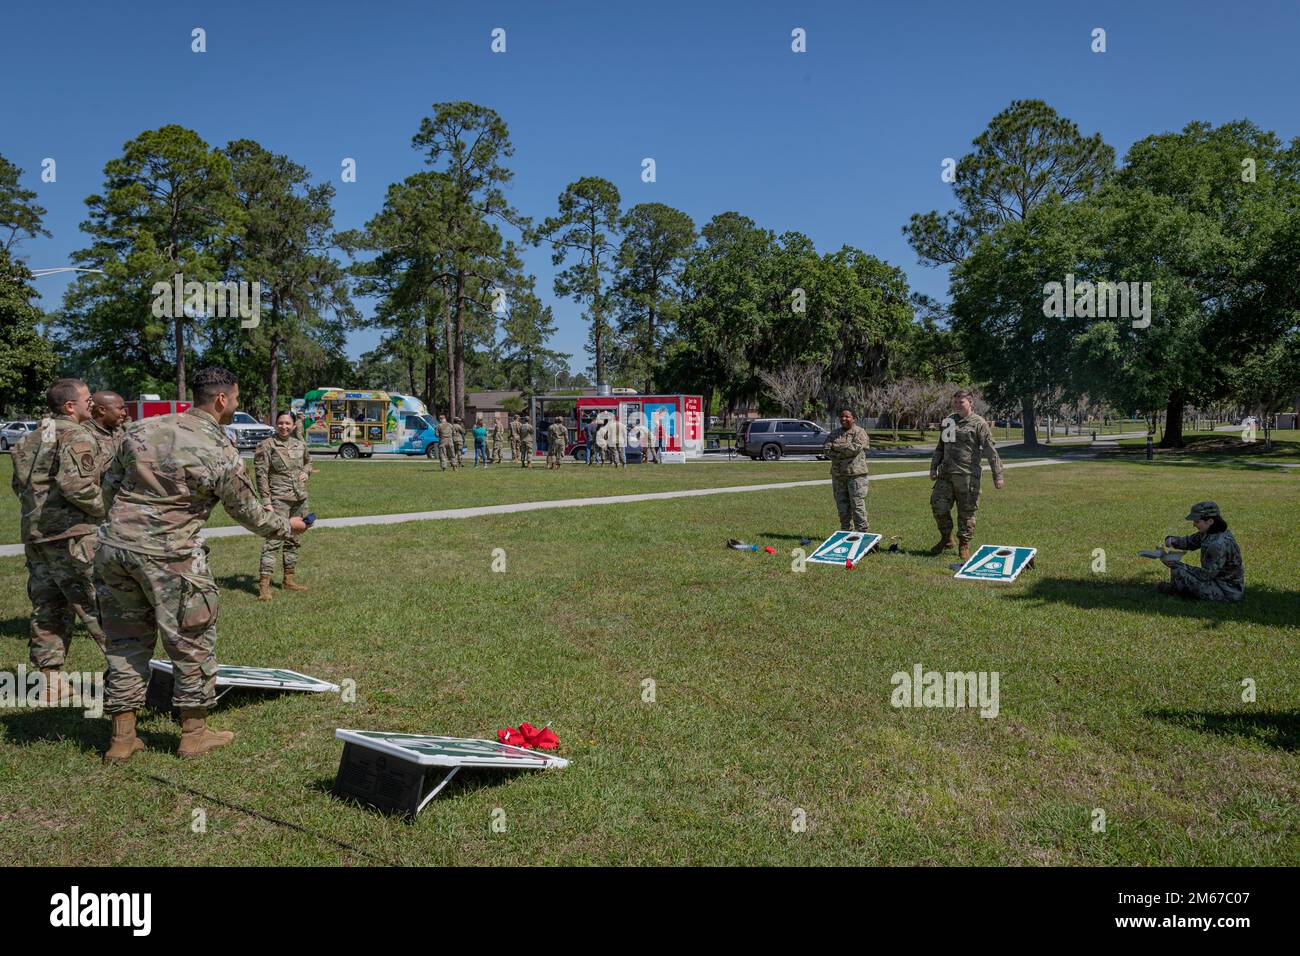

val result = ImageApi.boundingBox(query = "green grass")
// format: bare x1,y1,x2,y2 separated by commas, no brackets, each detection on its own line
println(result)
1108,430,1300,465
0,459,1296,865
0,456,926,545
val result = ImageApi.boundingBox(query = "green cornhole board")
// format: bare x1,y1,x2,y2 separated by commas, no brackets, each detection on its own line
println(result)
146,660,339,711
807,530,882,565
332,730,569,818
953,544,1037,582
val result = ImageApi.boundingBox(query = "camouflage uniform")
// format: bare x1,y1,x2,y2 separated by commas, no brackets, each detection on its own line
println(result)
823,423,870,532
452,420,466,460
490,420,505,463
546,422,567,467
96,408,293,713
254,434,311,578
930,413,1003,547
603,419,627,467
519,421,535,467
509,417,521,461
10,415,109,666
435,420,458,470
1165,502,1245,602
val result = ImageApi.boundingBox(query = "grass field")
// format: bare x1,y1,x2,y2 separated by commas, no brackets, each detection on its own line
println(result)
0,455,1296,865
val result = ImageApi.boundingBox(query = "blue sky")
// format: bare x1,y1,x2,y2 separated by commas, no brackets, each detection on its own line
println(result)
4,0,1298,371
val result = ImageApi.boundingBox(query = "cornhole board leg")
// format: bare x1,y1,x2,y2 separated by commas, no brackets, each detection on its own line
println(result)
333,741,453,818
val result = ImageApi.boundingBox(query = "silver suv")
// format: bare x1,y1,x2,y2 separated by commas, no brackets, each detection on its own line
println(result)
1,421,38,451
737,418,830,460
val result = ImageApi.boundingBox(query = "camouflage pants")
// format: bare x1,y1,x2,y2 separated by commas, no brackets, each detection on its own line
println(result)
438,441,459,470
509,438,520,461
260,498,308,576
491,441,503,463
24,535,107,668
606,444,625,466
95,542,220,713
931,473,981,541
1169,563,1244,602
521,443,533,467
547,445,563,467
832,475,869,532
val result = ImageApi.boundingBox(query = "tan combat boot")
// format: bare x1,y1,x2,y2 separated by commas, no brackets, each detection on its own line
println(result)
282,571,308,592
958,539,971,562
177,709,235,759
929,520,956,555
257,575,273,601
104,712,146,764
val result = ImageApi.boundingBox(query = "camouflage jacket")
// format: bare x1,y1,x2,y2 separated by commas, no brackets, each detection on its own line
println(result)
547,423,567,449
519,422,534,445
101,407,292,557
84,418,126,511
452,423,465,445
254,434,310,501
10,415,106,543
931,414,1004,482
490,421,505,444
435,421,455,444
823,424,870,478
509,420,521,439
1168,529,1245,597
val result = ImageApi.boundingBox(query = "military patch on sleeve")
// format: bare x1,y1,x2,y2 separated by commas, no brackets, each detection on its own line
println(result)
70,441,98,476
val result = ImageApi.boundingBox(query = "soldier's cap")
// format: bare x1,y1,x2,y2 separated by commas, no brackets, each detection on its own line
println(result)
1185,501,1220,520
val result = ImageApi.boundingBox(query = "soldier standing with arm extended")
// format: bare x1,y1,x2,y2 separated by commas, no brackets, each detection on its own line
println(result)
96,367,309,764
435,414,458,471
519,418,535,467
929,388,1004,561
1157,501,1244,602
254,411,312,601
10,379,110,703
823,408,871,532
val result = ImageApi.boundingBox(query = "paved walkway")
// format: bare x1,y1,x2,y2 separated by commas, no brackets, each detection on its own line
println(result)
0,458,1070,558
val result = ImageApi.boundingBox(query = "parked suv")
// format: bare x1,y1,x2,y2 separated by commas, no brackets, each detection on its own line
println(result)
1,421,38,451
223,411,275,451
736,418,830,460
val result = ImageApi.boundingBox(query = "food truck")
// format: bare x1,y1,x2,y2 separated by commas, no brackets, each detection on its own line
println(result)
128,395,191,421
528,392,704,462
291,388,440,459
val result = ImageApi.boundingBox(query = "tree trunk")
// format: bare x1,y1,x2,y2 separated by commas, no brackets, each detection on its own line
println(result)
645,300,656,394
1160,391,1186,448
452,270,466,420
268,333,280,424
175,314,186,401
424,300,439,417
1020,396,1038,446
445,295,456,418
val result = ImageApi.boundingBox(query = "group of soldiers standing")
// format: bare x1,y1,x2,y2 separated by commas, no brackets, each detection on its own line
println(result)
433,414,537,470
11,370,311,764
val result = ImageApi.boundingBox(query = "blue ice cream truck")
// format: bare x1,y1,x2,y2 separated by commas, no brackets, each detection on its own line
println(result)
292,388,440,459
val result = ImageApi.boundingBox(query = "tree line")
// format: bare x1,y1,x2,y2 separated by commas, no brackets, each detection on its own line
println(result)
0,98,1295,446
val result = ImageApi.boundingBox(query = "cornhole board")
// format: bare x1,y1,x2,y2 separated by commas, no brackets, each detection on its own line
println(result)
332,730,569,818
145,660,339,712
807,530,882,565
953,545,1037,582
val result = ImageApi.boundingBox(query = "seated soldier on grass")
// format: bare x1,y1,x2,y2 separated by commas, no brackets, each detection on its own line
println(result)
1156,501,1244,602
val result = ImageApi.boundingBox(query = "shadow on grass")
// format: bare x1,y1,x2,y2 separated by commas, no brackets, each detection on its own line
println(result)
215,573,261,596
309,765,519,819
0,616,27,640
0,707,105,754
1145,708,1300,752
1005,576,1300,630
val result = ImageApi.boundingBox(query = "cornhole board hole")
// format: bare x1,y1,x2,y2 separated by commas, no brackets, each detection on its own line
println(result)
333,730,569,818
953,545,1037,582
807,531,882,565
145,660,339,712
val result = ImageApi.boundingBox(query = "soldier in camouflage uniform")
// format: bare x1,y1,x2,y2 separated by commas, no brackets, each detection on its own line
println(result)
96,367,308,764
929,389,1004,561
823,408,870,532
1157,501,1245,602
490,417,505,463
254,411,312,600
85,391,127,488
10,379,109,703
508,415,522,461
546,418,567,469
452,417,466,461
519,418,535,467
435,414,458,471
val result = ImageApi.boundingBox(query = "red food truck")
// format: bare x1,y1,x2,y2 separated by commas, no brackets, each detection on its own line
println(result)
528,392,704,462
